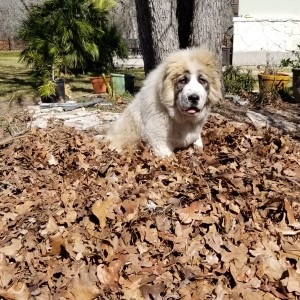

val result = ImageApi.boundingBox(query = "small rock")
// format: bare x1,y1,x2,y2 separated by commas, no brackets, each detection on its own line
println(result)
246,111,270,128
31,118,48,129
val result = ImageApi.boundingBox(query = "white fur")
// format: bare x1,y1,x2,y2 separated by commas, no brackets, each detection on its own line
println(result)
106,48,222,157
181,74,208,111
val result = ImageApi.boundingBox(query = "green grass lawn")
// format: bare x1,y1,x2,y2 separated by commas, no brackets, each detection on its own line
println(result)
0,51,37,102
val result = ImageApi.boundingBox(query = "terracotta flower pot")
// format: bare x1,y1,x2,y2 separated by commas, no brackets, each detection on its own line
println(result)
90,76,110,94
258,73,290,92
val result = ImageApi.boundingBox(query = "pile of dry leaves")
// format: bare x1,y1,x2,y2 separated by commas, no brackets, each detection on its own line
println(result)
0,114,299,300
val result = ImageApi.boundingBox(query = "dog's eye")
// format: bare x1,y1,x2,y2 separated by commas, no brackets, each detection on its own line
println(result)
179,76,188,84
198,77,207,85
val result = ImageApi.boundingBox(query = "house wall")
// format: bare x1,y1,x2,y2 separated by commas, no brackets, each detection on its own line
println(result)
232,0,300,65
239,0,300,18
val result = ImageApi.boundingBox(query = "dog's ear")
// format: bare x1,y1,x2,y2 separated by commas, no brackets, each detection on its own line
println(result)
158,51,189,107
208,71,223,104
204,58,223,105
157,62,176,108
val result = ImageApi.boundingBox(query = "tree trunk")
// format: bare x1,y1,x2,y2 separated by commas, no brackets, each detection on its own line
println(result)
113,0,139,40
134,0,232,73
8,38,12,51
135,0,179,74
190,0,231,69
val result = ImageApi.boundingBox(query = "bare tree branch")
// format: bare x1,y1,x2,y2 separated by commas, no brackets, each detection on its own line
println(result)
19,0,29,11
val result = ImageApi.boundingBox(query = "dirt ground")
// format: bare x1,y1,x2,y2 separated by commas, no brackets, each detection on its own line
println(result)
0,95,300,299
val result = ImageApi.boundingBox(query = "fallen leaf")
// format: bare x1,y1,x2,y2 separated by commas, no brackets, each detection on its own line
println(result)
92,199,111,228
0,239,22,256
40,216,59,235
140,283,165,300
67,267,100,300
0,253,16,288
284,199,295,225
286,269,300,293
145,222,159,245
254,255,286,281
96,255,127,287
0,282,30,300
177,201,211,224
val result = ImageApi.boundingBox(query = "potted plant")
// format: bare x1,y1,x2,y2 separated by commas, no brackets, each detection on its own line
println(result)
90,73,112,94
38,78,66,103
257,54,290,93
19,48,66,102
281,44,300,102
38,56,67,102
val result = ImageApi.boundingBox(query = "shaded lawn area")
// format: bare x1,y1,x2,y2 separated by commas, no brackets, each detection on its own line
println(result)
0,51,37,101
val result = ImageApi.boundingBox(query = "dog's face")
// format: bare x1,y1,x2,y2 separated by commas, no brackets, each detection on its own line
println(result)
175,71,209,116
159,48,222,121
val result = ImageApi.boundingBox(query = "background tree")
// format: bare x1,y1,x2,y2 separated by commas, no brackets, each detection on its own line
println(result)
19,0,30,11
135,0,179,73
0,0,41,49
113,0,138,40
176,0,194,49
190,0,231,67
134,0,232,73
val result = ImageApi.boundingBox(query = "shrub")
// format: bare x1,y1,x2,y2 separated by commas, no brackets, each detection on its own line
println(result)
223,66,256,94
281,44,300,69
18,0,128,98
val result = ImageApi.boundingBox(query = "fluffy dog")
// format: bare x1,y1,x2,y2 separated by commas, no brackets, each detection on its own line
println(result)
107,47,222,157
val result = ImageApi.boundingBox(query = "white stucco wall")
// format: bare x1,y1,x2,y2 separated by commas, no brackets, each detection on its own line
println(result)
239,0,300,19
232,0,300,65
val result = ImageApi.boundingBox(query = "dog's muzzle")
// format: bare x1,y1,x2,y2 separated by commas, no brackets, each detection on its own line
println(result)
182,93,200,114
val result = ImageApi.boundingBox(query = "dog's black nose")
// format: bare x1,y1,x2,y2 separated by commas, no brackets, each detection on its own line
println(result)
188,94,199,103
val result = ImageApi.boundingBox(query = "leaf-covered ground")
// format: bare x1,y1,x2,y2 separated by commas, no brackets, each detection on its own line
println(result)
0,113,300,300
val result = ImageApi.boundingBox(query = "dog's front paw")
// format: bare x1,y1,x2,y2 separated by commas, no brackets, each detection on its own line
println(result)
152,146,173,157
194,137,203,149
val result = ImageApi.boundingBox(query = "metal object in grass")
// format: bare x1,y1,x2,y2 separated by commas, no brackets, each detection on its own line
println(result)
39,98,111,111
